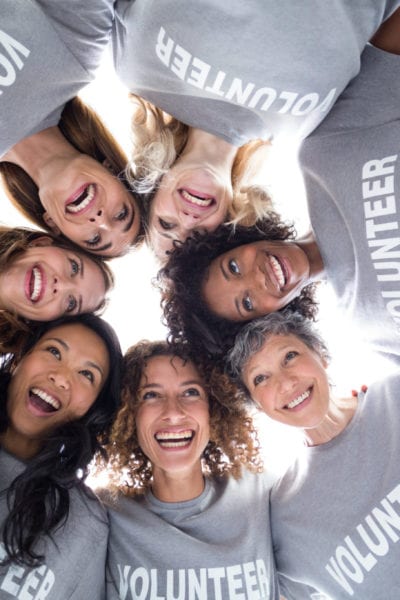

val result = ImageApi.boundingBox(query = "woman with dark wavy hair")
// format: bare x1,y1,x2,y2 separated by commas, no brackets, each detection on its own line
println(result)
97,340,279,599
0,313,122,599
159,215,319,360
0,226,114,353
1,2,143,257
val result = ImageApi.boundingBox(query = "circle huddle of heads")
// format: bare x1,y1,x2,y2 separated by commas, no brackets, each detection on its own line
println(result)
159,218,319,360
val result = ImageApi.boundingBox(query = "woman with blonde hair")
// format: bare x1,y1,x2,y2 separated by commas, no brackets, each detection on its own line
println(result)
98,340,279,599
0,226,113,352
1,2,143,257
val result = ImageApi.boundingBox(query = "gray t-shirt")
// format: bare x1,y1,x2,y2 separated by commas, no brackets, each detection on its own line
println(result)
300,45,400,366
103,470,279,599
0,0,114,156
112,0,399,145
271,375,400,599
0,449,108,599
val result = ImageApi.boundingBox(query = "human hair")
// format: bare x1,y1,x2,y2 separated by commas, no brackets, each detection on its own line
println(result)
0,226,114,353
226,311,330,400
0,96,145,252
98,340,262,496
127,95,272,229
159,219,319,360
0,313,123,567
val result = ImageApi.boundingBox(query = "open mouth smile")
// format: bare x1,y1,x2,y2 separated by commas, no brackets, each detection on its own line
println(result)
266,254,288,290
26,264,45,303
179,188,216,210
155,429,194,448
66,183,96,214
284,389,311,410
29,387,61,414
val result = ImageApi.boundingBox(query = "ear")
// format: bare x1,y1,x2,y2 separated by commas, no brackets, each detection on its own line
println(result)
28,235,55,248
42,212,61,235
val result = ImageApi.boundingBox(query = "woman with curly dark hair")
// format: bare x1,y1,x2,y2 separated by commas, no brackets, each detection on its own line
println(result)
97,340,279,600
0,313,122,599
159,214,320,359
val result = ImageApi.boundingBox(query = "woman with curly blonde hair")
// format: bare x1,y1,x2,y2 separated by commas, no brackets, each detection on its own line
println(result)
98,340,279,599
128,95,272,260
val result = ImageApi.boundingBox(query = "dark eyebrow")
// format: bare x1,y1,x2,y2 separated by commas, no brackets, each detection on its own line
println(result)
46,337,69,350
86,360,104,378
220,258,229,281
77,255,84,277
77,295,82,314
88,241,113,253
122,205,135,233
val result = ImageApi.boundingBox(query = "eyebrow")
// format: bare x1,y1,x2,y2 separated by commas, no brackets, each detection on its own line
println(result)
77,295,83,314
89,241,113,253
123,205,135,233
246,344,295,375
86,360,105,378
140,379,204,389
219,259,245,319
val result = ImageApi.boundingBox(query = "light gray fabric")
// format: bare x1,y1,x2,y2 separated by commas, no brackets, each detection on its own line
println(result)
271,375,400,599
0,0,114,156
103,470,279,599
112,0,399,145
300,45,400,366
0,449,108,599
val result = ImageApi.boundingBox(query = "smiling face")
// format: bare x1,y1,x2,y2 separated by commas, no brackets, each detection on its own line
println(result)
202,240,311,321
243,334,330,429
149,163,232,258
39,155,140,257
0,238,107,321
135,355,210,481
4,323,110,458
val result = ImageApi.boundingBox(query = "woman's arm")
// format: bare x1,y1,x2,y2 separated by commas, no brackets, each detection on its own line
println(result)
371,7,400,54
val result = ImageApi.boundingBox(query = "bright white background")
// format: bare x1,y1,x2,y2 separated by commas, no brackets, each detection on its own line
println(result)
1,52,395,478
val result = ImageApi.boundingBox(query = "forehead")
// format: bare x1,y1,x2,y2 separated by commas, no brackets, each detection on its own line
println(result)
34,323,108,358
141,355,201,382
243,333,307,370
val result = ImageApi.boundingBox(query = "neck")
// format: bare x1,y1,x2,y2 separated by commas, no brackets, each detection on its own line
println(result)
0,429,41,460
183,127,238,173
1,126,79,186
297,230,325,281
303,395,358,446
151,463,205,503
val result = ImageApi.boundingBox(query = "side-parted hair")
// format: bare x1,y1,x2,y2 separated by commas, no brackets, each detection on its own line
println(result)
159,219,319,361
0,313,123,567
0,226,114,353
127,95,273,230
98,340,262,496
0,97,145,253
227,311,329,400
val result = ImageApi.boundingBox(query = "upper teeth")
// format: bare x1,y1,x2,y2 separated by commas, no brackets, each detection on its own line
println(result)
181,189,213,207
31,388,61,410
287,390,310,409
67,184,95,213
269,255,285,287
31,267,42,302
155,430,192,440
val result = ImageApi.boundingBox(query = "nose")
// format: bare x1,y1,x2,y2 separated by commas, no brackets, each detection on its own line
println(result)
89,209,112,229
48,369,70,390
179,210,201,227
89,208,103,223
161,397,186,422
276,371,297,394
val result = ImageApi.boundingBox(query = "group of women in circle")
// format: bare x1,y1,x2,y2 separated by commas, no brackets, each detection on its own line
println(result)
1,1,400,598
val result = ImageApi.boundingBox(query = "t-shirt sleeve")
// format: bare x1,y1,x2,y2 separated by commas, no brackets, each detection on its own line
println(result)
309,44,400,136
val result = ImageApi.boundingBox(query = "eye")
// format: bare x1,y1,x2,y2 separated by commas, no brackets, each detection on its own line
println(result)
69,258,80,276
182,387,201,397
115,205,128,221
253,374,267,387
242,295,253,312
228,259,240,275
141,390,159,401
159,218,174,231
46,345,61,359
284,351,299,364
85,233,101,247
80,369,94,383
65,295,77,314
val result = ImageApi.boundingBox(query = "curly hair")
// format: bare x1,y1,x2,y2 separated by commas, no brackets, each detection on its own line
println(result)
159,218,319,361
0,96,145,254
0,226,114,353
97,340,262,496
0,313,123,567
127,94,273,231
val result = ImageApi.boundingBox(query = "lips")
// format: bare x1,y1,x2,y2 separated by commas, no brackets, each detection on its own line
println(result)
179,188,216,210
29,387,61,414
65,183,96,215
25,264,45,303
154,429,194,448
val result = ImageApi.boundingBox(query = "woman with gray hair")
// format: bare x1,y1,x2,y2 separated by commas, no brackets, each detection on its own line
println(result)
227,310,400,598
